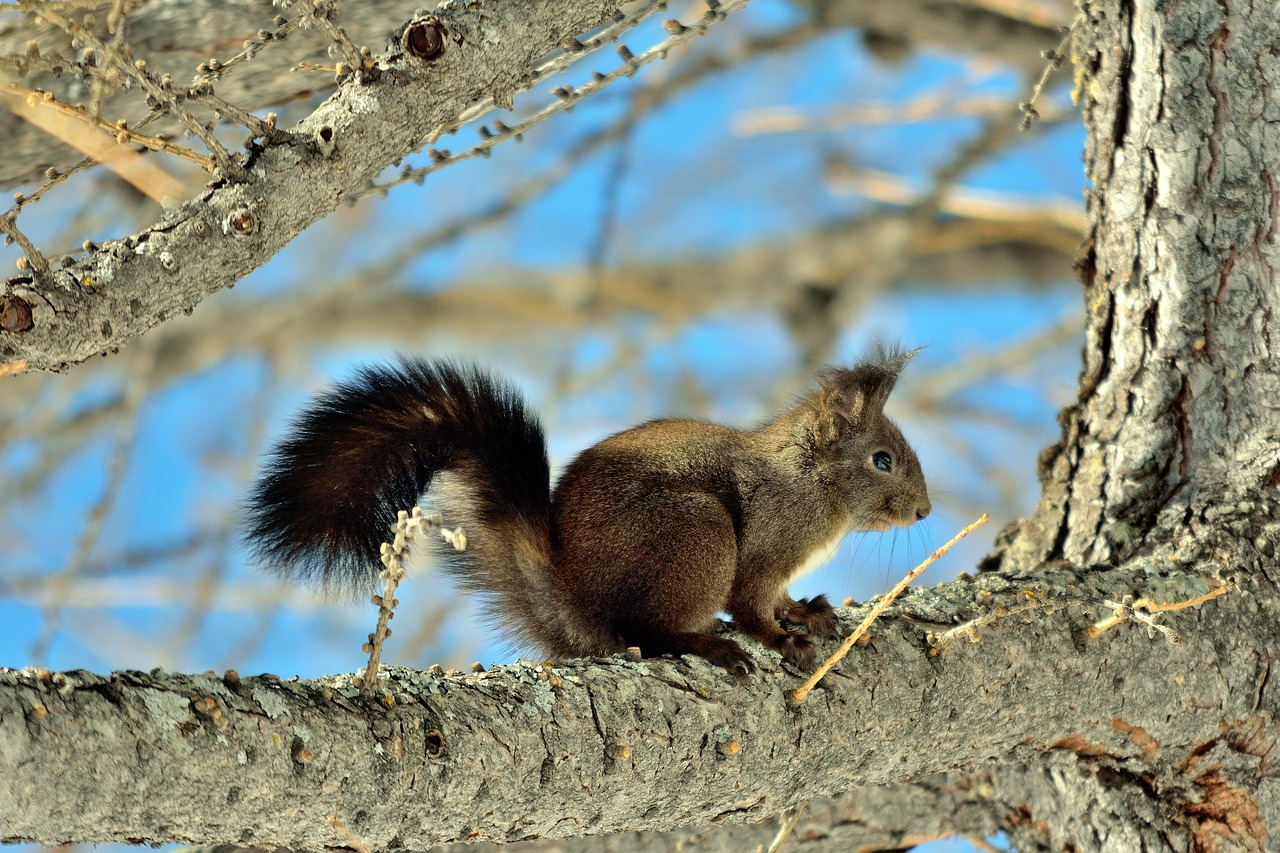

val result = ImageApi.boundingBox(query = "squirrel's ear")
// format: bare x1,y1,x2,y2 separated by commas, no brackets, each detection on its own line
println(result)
814,344,919,446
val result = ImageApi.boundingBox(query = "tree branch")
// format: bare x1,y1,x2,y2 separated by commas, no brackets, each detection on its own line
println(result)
0,0,680,374
0,561,1254,849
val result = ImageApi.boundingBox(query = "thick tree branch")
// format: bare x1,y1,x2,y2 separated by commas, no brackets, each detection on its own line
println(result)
0,0,666,375
0,561,1260,849
795,0,1067,75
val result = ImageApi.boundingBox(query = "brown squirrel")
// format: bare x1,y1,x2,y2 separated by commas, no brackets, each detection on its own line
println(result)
245,346,930,676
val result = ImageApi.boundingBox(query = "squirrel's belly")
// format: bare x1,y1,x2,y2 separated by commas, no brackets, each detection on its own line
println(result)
789,529,848,582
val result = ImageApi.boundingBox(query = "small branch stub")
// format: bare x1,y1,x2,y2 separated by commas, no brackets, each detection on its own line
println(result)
225,210,256,237
0,294,34,333
404,18,446,62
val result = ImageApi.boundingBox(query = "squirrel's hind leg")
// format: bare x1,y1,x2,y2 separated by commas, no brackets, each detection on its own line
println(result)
622,629,755,680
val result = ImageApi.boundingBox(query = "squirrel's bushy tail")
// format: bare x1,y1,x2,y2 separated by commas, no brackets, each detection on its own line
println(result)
244,359,577,654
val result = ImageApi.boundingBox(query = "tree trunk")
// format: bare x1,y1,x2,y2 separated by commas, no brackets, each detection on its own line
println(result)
987,0,1280,848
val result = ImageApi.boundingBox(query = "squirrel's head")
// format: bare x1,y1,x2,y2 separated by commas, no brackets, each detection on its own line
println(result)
809,345,931,532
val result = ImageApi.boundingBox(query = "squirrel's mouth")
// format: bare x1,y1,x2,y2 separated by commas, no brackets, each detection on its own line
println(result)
865,511,921,532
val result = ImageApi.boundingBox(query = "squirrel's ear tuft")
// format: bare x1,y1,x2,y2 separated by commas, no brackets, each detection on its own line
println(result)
814,344,919,445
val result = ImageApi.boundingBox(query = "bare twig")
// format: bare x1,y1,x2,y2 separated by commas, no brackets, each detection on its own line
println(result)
194,15,302,85
1020,15,1080,130
0,212,51,279
361,507,467,697
791,513,990,703
927,595,1045,654
3,83,214,173
89,0,141,116
183,91,283,142
1085,584,1232,641
285,0,372,82
359,0,750,199
24,3,246,179
3,103,170,215
764,804,807,853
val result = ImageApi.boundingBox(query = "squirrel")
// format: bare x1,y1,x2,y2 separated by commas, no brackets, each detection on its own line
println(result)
244,346,931,677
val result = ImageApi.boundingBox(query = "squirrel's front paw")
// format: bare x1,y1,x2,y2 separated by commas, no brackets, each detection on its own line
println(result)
778,633,817,670
776,594,838,638
795,595,837,638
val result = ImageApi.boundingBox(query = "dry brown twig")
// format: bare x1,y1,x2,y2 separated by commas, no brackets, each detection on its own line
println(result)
1085,584,1232,642
790,513,991,704
360,507,466,698
23,2,246,180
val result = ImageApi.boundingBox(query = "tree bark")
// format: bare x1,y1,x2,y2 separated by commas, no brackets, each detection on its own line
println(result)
984,0,1280,848
0,563,1252,849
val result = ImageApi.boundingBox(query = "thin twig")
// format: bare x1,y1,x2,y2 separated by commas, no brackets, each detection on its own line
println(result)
89,0,140,116
361,507,467,697
3,81,212,183
184,90,283,142
26,3,245,179
287,0,371,81
5,105,168,214
0,212,51,280
3,83,213,172
791,513,990,703
764,804,806,853
1020,14,1081,130
358,0,750,199
194,15,302,85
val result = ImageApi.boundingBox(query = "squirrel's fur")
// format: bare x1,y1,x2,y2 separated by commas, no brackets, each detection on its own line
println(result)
245,348,931,675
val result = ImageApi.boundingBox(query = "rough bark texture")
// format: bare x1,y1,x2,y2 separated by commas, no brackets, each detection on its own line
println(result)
983,0,1280,849
1005,0,1280,573
0,0,628,374
0,564,1250,849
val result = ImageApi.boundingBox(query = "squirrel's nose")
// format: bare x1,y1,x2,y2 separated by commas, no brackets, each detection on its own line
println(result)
915,497,932,521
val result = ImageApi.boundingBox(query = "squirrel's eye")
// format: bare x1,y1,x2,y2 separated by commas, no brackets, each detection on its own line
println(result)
872,451,893,472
